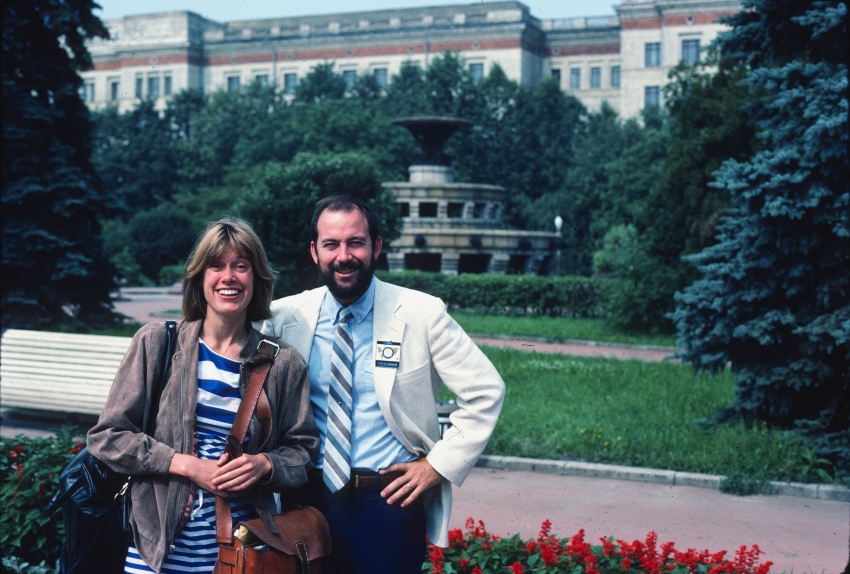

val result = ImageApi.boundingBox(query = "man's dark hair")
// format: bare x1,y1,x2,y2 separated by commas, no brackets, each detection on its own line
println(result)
311,195,381,246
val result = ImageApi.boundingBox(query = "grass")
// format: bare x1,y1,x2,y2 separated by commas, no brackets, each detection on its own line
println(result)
450,312,678,347
452,346,818,484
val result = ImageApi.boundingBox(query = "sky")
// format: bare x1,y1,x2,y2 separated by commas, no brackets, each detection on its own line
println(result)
94,0,617,23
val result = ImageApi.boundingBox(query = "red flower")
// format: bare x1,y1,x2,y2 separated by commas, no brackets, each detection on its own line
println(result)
537,519,552,541
508,562,524,574
459,558,470,570
471,568,483,574
69,441,84,454
428,544,444,574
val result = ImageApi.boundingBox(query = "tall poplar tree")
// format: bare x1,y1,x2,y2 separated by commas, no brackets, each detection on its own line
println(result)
2,0,119,329
673,0,849,473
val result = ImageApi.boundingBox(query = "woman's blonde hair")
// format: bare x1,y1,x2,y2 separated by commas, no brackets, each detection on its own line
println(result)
182,218,275,323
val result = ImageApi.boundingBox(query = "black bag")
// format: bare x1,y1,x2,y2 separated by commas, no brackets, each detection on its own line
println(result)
44,320,176,574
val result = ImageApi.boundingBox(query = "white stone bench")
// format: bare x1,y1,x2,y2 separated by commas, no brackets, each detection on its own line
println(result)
1,329,132,418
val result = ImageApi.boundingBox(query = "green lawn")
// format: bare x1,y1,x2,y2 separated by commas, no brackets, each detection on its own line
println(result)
453,347,815,484
450,312,678,347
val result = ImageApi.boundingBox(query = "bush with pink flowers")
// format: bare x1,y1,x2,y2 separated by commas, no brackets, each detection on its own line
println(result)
423,517,772,574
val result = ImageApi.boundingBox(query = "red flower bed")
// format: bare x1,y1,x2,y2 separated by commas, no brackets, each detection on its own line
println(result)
424,517,772,574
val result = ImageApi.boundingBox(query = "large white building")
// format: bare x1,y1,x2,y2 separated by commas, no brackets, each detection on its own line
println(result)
81,0,741,118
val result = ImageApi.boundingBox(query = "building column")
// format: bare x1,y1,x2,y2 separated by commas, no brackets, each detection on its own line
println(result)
441,254,459,275
491,253,510,274
386,252,406,272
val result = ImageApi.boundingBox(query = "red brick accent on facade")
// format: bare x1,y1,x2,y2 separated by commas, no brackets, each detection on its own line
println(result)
546,43,620,57
96,54,197,71
621,12,734,29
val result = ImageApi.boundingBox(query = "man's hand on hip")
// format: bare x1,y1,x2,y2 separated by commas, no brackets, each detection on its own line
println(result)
379,458,442,507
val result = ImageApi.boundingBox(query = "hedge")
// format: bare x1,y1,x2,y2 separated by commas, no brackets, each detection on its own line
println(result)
375,271,618,318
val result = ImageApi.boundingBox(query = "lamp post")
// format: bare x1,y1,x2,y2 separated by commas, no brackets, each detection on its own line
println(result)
553,215,563,275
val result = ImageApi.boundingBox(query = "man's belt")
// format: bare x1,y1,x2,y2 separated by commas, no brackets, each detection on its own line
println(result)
309,469,404,489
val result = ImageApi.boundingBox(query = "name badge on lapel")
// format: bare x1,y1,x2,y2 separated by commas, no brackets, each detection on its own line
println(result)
375,341,401,368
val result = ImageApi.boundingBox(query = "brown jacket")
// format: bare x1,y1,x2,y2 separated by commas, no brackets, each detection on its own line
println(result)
87,319,319,571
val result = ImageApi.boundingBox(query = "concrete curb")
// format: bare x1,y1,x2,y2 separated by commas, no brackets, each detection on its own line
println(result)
476,454,850,502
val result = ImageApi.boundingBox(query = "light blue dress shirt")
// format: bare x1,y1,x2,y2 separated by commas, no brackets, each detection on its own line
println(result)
308,278,416,472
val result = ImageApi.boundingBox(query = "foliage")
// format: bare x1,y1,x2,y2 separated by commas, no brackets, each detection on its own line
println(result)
2,0,120,330
673,0,850,474
376,271,611,318
91,99,181,216
124,204,198,283
237,152,400,295
423,517,772,574
0,428,84,568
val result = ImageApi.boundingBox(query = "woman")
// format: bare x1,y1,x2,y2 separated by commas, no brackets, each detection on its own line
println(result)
88,218,320,573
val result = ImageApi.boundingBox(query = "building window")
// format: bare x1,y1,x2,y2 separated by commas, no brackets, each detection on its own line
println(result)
645,43,661,67
611,65,621,88
645,86,661,108
283,73,297,95
590,66,601,89
110,80,120,101
255,74,269,86
343,70,357,91
163,74,172,96
551,68,561,84
570,68,581,90
682,39,701,64
135,75,143,98
418,202,438,218
147,76,160,99
473,202,486,218
227,76,241,91
373,68,388,89
469,62,484,85
80,81,95,102
398,202,410,217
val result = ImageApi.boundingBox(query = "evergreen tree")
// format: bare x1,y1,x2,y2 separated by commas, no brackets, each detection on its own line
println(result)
2,0,119,329
673,0,849,474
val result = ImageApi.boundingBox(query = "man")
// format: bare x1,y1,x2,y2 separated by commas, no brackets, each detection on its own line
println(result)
262,195,505,573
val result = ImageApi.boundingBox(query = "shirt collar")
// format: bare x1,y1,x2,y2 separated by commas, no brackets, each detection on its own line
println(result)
322,276,375,326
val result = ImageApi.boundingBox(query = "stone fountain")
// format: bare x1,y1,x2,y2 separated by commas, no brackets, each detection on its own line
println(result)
382,116,560,275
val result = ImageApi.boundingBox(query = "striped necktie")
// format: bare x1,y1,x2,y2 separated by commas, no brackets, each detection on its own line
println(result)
324,307,354,493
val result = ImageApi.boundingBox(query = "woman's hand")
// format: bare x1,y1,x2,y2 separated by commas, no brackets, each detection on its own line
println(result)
210,452,273,493
168,453,230,496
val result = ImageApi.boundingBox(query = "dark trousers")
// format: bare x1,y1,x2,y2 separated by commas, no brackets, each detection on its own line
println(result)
305,473,427,574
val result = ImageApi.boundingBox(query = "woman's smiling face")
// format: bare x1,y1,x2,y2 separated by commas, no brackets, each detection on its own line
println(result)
203,247,254,321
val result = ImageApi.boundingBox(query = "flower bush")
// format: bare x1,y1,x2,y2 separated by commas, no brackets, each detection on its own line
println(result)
0,428,84,568
423,517,773,574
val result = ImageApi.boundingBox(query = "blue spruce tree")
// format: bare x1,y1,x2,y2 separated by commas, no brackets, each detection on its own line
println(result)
673,0,849,475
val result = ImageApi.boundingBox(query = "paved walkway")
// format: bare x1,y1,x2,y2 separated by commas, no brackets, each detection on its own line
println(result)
22,289,843,572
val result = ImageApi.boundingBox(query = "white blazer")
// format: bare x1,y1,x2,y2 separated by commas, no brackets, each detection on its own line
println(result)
262,277,505,546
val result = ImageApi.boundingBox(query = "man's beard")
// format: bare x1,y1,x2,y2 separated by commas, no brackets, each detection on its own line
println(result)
319,257,375,304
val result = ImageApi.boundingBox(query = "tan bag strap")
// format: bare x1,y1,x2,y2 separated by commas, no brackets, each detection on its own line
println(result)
215,338,279,545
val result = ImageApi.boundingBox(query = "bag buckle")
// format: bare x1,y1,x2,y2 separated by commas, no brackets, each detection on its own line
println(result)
257,339,280,358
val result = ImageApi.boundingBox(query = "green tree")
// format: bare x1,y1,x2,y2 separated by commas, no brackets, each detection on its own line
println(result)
2,0,119,329
294,62,346,104
236,152,401,295
92,99,180,216
673,0,849,475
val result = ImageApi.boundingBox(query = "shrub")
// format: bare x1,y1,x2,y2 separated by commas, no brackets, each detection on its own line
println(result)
424,517,773,574
0,428,83,567
376,271,611,318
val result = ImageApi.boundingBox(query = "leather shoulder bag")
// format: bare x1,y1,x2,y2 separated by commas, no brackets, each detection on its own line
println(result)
213,338,331,574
